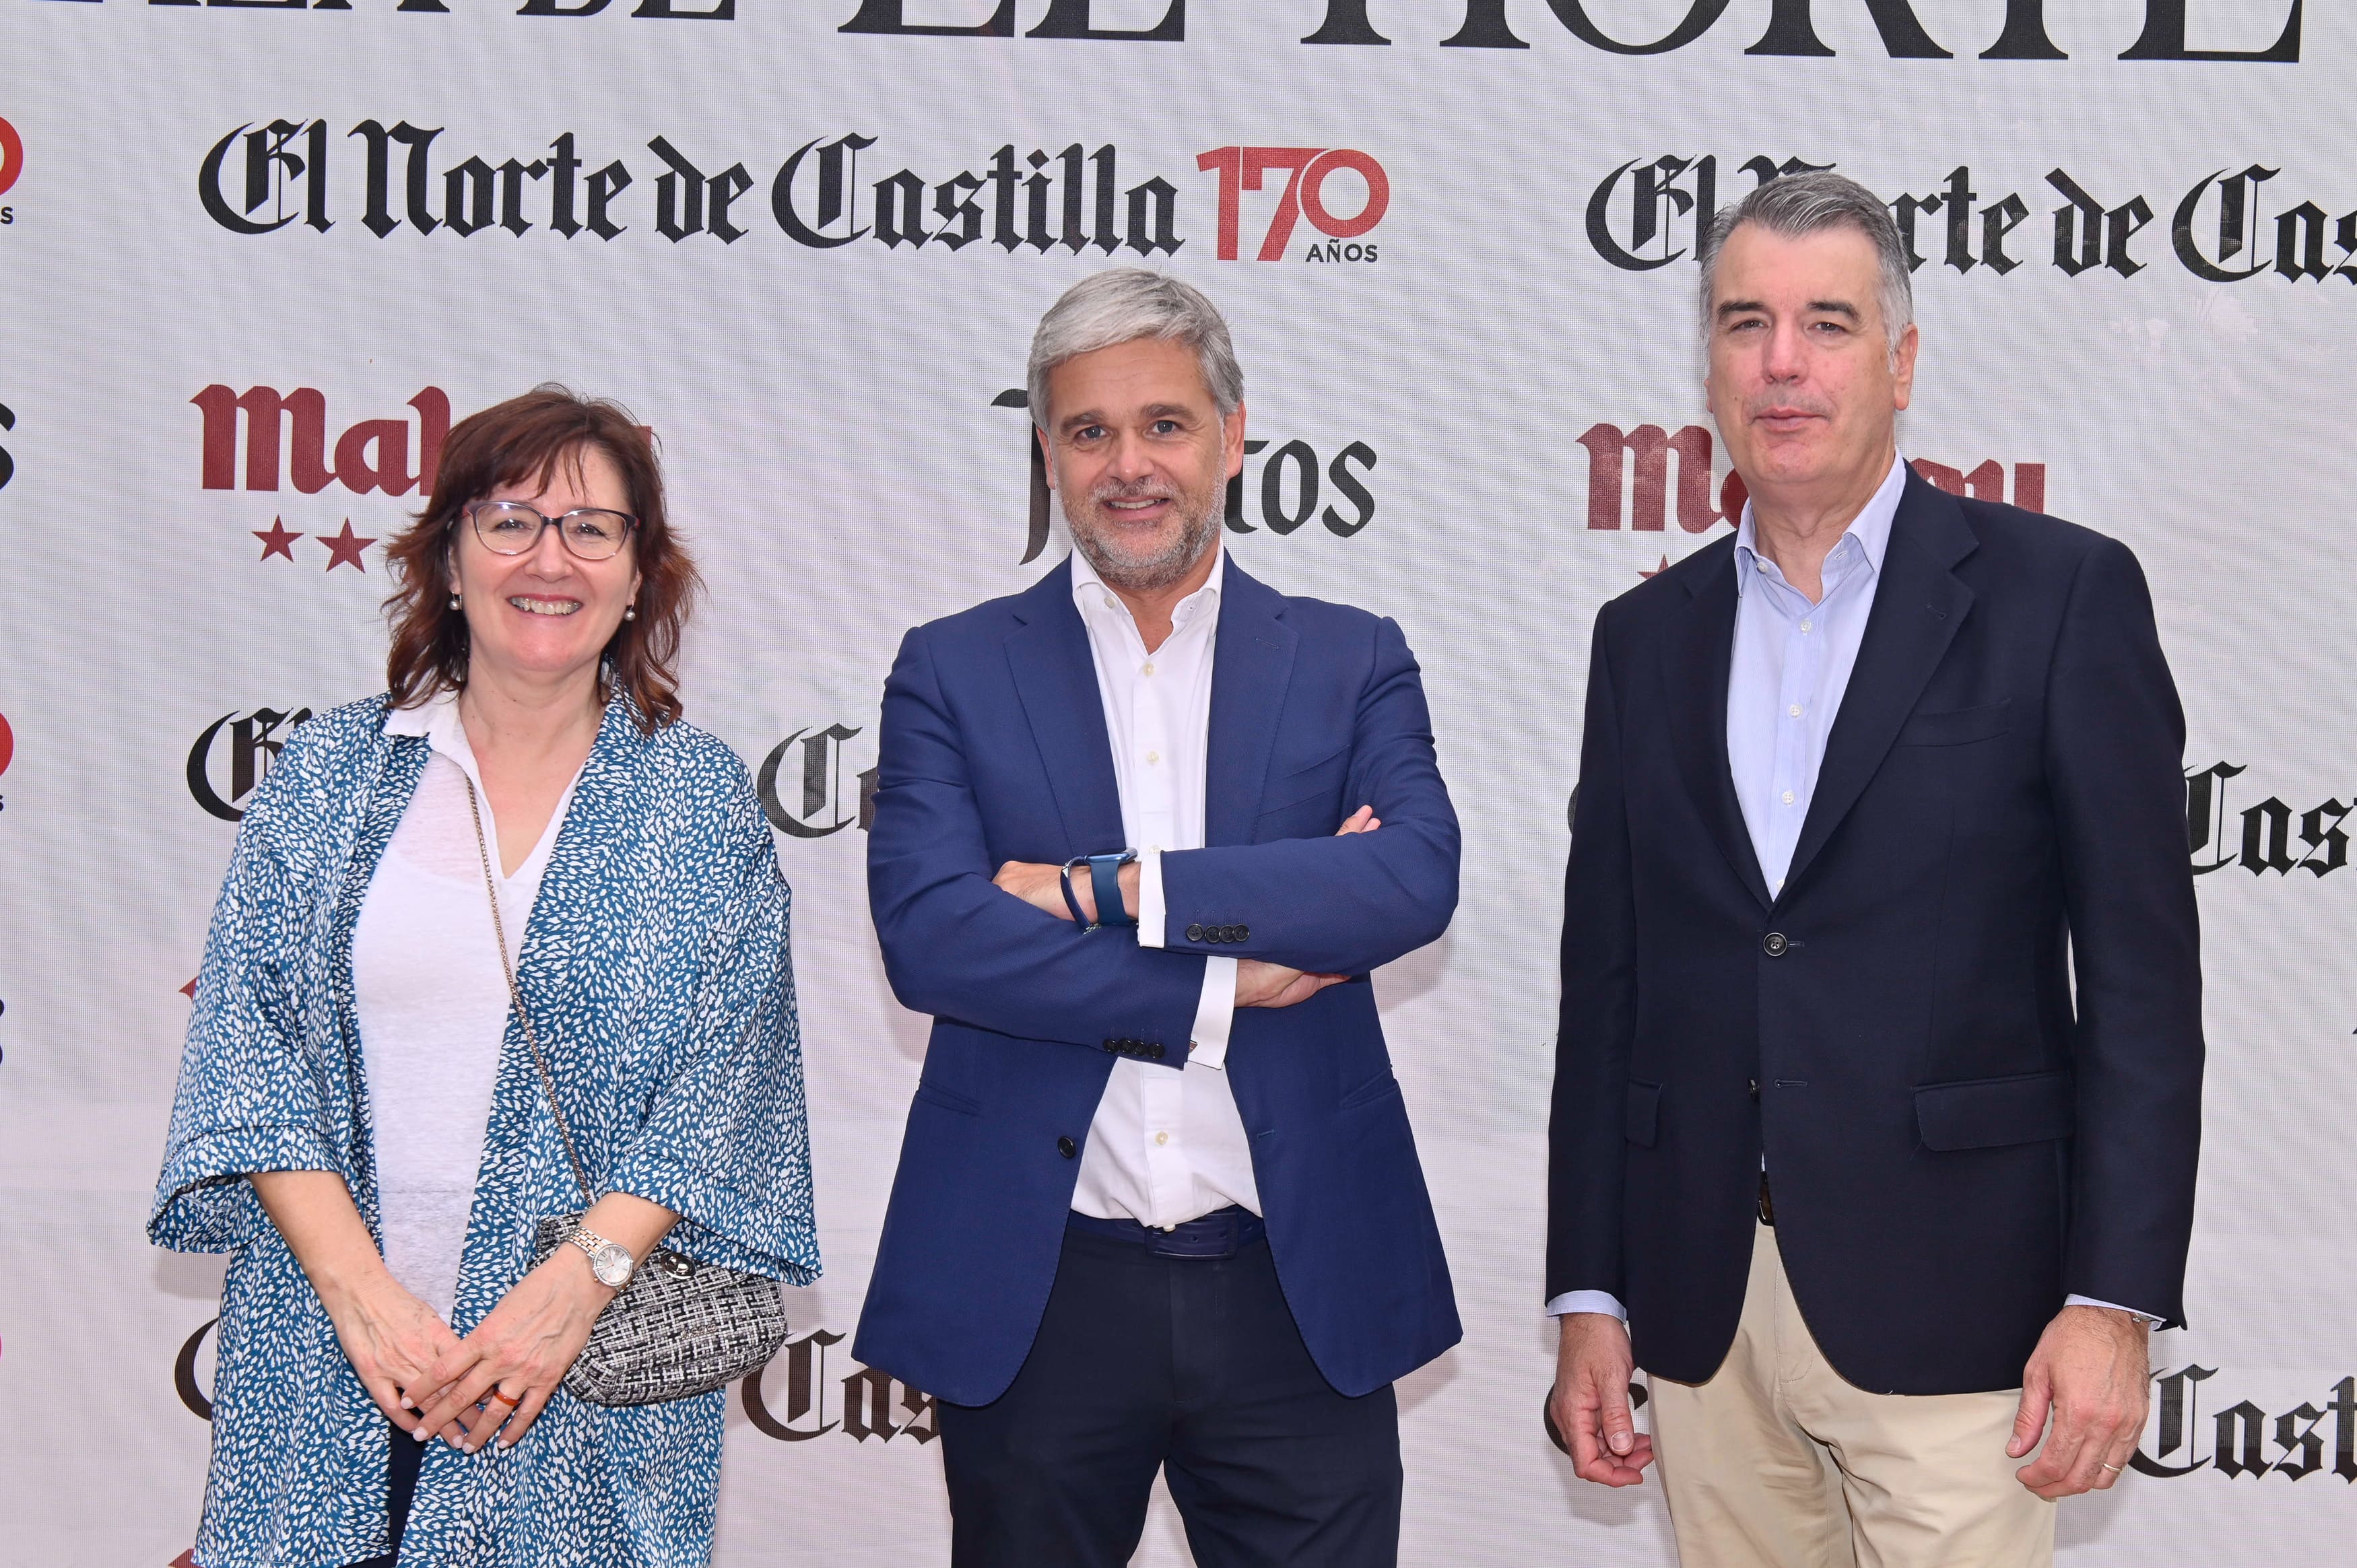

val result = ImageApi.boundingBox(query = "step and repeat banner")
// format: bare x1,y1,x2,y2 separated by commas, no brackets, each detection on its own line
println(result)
0,1,2350,1562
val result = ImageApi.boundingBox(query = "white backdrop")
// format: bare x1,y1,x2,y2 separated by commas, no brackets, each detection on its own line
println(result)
1,2,2352,1563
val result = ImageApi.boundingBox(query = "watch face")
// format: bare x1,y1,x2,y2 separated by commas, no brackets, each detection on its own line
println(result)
591,1241,633,1288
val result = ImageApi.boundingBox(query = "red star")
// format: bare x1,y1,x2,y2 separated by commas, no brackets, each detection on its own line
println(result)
318,519,376,572
1640,555,1672,579
253,516,302,561
179,977,198,1000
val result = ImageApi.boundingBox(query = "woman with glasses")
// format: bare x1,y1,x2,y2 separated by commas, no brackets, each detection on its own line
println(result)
152,386,818,1567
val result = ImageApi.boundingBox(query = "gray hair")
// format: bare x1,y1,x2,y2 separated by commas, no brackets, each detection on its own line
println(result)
1697,170,1914,359
1026,268,1244,430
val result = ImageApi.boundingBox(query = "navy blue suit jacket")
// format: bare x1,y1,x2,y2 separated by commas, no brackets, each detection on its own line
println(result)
855,557,1463,1405
1548,470,2204,1396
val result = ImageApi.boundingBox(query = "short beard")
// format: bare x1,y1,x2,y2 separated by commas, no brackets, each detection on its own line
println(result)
1063,474,1224,595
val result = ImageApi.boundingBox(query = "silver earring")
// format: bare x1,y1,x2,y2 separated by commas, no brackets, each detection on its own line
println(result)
624,604,636,621
449,592,461,610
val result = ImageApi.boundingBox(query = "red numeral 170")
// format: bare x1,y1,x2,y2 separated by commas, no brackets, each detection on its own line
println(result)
1197,146,1391,261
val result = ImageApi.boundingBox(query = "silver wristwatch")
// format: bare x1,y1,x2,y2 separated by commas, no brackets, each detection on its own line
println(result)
567,1225,636,1289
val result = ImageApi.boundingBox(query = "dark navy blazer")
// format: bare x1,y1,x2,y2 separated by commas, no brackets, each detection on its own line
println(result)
855,556,1463,1405
1548,470,2204,1396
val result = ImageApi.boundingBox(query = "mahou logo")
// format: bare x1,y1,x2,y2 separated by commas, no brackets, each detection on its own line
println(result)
1579,421,2045,537
195,384,449,497
1197,147,1387,263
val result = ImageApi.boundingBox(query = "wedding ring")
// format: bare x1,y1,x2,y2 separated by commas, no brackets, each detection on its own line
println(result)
484,1386,521,1407
2098,1461,2123,1472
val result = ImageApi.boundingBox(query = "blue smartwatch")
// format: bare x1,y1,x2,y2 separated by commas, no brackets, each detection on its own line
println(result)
1061,850,1139,931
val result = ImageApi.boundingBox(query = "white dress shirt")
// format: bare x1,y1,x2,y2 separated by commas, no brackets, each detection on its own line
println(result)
1064,545,1261,1229
354,691,583,1324
1550,456,2151,1323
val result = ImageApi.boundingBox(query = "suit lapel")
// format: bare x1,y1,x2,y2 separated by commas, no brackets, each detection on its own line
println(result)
1663,538,1774,911
1205,560,1297,849
1005,560,1127,854
1781,471,1978,898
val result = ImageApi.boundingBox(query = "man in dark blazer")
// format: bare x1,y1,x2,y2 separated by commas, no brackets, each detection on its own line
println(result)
857,269,1460,1567
1546,172,2203,1566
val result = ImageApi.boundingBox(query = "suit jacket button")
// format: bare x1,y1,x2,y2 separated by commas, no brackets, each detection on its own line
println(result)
1219,925,1238,943
1057,1135,1077,1159
1148,1043,1165,1060
1762,931,1789,957
1186,923,1205,943
1234,924,1250,942
1102,1038,1121,1053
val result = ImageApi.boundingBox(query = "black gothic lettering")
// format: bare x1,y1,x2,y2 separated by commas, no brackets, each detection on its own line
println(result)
2172,166,2278,281
2047,170,2151,277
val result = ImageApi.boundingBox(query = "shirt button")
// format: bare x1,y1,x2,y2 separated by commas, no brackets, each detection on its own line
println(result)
1141,662,1155,677
1146,751,1160,765
1799,620,1812,634
1782,790,1795,805
1154,1131,1170,1147
1102,595,1117,610
1789,704,1803,718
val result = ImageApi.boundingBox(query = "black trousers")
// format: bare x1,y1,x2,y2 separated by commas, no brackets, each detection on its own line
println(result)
343,1417,424,1568
938,1214,1401,1568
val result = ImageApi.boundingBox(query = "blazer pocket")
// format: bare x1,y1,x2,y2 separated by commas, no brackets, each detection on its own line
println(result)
1339,1072,1402,1110
1915,1068,2071,1151
1897,700,2012,747
1257,744,1351,818
913,1080,983,1118
1625,1079,1661,1147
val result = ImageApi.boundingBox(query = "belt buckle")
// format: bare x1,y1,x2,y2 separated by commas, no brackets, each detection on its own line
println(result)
1148,1211,1241,1260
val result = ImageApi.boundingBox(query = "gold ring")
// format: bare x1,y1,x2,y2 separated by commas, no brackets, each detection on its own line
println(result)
484,1386,521,1407
2098,1462,2123,1472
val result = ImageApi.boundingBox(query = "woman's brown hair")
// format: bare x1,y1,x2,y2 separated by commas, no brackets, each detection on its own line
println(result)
383,386,701,732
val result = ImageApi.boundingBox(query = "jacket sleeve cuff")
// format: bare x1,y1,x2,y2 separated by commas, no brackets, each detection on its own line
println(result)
1546,1290,1628,1320
147,1124,340,1253
1187,956,1237,1070
1137,849,1166,947
2064,1293,2161,1324
607,1149,820,1286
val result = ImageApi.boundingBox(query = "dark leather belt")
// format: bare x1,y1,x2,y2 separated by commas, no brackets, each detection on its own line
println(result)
1758,1170,1776,1227
1067,1204,1265,1260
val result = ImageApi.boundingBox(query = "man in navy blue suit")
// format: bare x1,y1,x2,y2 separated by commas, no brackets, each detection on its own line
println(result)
856,269,1461,1567
1546,172,2203,1566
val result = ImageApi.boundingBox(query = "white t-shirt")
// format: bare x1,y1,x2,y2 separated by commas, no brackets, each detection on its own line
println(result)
352,693,581,1324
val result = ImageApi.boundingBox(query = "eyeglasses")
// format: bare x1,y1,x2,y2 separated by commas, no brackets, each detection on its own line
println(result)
463,500,638,562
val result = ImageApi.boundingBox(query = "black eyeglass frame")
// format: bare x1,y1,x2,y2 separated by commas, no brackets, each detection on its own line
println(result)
459,499,642,561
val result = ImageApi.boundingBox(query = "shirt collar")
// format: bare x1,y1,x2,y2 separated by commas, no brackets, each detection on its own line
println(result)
383,687,477,770
1069,540,1226,629
1733,451,1906,598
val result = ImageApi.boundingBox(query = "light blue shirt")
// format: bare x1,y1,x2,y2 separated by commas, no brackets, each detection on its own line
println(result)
1548,454,2150,1323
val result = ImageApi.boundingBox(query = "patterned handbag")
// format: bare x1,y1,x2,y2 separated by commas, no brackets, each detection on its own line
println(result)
465,777,789,1406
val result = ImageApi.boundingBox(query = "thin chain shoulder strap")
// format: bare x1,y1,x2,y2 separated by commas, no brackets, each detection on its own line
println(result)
463,772,597,1211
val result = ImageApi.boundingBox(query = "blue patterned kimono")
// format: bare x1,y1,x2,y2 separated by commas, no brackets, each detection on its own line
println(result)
152,693,820,1568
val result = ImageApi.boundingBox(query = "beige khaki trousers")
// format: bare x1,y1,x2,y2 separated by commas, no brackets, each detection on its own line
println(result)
1645,1223,2055,1568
